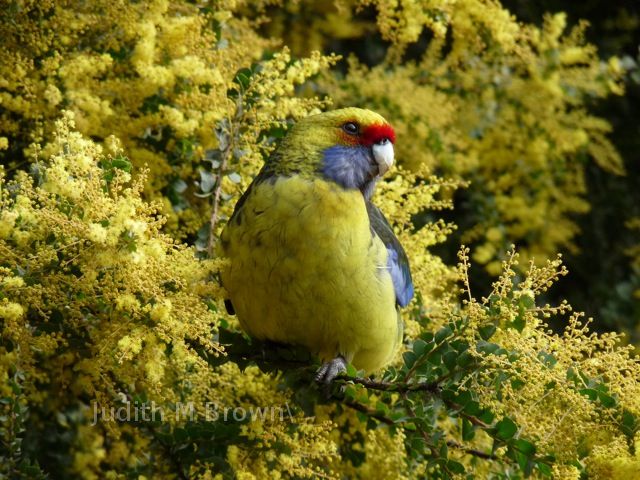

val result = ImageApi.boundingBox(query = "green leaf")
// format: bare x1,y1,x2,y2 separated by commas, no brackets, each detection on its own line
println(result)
579,388,598,401
173,427,189,443
514,438,536,456
233,68,253,90
344,386,357,400
426,349,443,366
514,449,531,474
479,408,495,425
375,401,388,414
390,411,410,422
446,460,465,474
172,178,188,193
355,411,368,423
457,350,474,367
537,462,553,476
621,410,637,437
435,325,452,343
462,417,475,441
455,390,472,408
440,388,456,403
111,156,132,172
443,351,457,371
413,359,432,376
493,417,518,441
439,442,448,458
404,421,416,431
463,400,482,417
228,172,242,184
410,436,427,452
511,378,526,390
519,292,535,309
566,366,579,383
478,324,496,340
476,340,500,355
199,169,216,193
403,351,418,369
99,156,132,184
420,332,434,343
412,339,427,356
538,351,558,368
598,392,617,408
511,313,526,332
382,366,398,382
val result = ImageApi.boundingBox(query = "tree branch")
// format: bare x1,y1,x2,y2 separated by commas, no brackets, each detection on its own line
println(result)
446,440,497,460
342,400,395,426
337,376,441,394
208,96,244,256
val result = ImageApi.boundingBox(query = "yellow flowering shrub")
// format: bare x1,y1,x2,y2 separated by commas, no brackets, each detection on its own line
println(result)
317,1,625,273
1,0,625,267
0,113,219,408
0,0,335,240
0,115,343,478
264,0,626,270
1,1,638,479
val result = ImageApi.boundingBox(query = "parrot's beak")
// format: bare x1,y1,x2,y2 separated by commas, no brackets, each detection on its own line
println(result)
372,139,394,176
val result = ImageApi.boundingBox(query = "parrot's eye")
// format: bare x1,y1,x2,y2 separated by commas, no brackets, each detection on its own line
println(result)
342,122,359,136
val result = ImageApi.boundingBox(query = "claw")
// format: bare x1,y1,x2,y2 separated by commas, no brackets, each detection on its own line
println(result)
315,355,347,385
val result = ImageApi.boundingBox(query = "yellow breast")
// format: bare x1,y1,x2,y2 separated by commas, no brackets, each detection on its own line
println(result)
221,176,400,372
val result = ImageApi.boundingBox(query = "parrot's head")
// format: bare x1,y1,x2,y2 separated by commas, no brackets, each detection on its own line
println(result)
271,108,396,198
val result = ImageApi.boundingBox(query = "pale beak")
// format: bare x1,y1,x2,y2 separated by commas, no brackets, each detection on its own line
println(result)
372,139,394,176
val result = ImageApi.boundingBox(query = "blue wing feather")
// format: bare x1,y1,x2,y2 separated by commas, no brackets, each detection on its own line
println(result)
366,202,414,307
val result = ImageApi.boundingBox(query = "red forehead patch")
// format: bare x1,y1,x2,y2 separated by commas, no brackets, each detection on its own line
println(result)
360,123,396,146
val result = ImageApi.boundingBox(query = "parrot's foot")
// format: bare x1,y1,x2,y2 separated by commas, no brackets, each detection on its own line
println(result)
315,356,347,385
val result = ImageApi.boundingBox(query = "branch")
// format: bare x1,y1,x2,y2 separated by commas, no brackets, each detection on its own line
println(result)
208,96,244,256
342,400,394,426
337,376,441,394
446,440,497,460
343,399,496,460
198,332,501,463
207,144,230,256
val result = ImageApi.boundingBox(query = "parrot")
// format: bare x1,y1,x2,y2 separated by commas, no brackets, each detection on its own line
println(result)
220,107,413,384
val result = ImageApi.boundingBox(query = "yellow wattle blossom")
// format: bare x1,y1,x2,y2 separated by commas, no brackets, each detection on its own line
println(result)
0,299,24,322
150,299,173,323
1,275,25,289
0,1,636,479
319,2,623,272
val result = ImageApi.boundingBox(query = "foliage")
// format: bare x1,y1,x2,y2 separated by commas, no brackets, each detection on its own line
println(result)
318,1,624,274
1,0,639,479
0,0,335,241
495,0,640,346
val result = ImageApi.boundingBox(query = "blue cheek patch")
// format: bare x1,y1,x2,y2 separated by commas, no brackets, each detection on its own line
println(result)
321,145,372,190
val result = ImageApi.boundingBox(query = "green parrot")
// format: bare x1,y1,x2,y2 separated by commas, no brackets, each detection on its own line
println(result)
220,108,413,383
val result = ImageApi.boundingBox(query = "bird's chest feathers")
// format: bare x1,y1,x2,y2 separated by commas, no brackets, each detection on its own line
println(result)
224,176,385,279
221,175,398,372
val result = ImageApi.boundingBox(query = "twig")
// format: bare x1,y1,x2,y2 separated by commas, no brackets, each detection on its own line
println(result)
337,376,441,394
342,400,395,426
401,391,497,462
343,397,496,461
446,440,497,460
207,148,229,255
207,97,244,255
